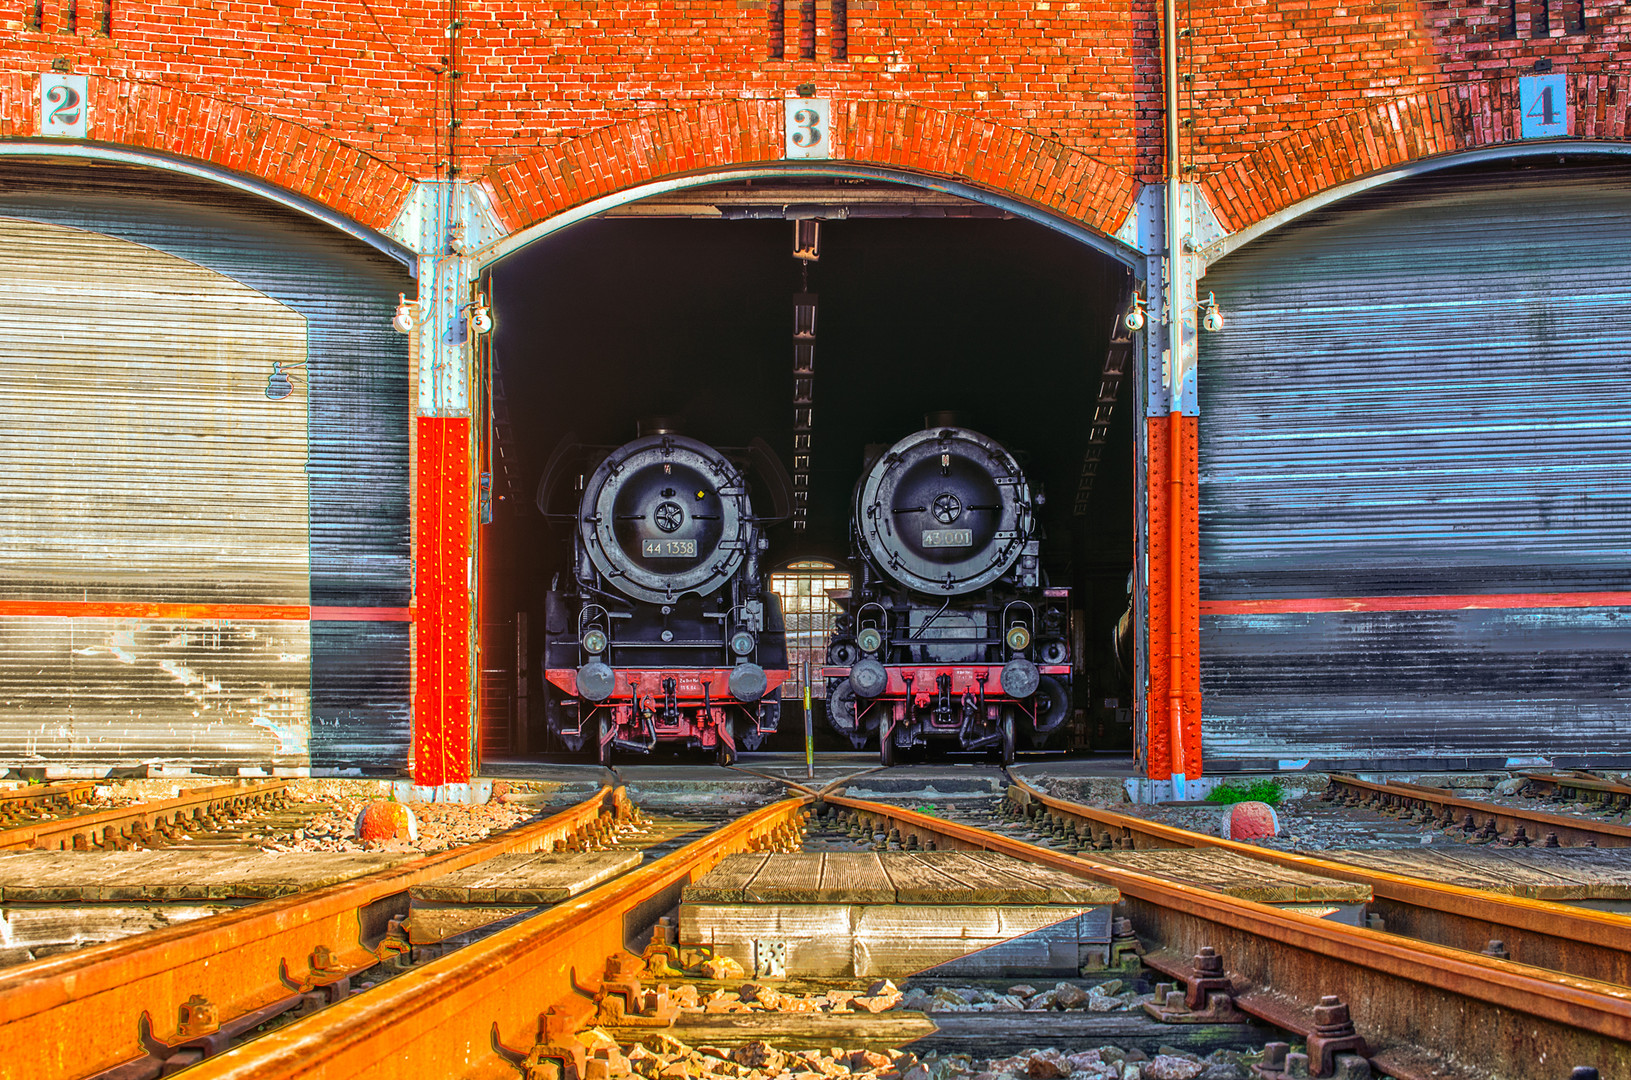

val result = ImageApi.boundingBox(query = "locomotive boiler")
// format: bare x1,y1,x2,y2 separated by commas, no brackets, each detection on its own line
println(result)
823,423,1072,764
537,429,789,765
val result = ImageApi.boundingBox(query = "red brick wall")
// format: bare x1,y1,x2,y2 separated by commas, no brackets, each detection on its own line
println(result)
1,0,1627,237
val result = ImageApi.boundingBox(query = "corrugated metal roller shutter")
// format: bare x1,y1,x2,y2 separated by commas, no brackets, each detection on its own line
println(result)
0,217,313,769
1197,159,1631,768
0,163,412,775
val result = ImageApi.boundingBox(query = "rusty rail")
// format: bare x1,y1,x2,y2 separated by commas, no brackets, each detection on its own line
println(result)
0,785,631,1080
0,780,291,852
0,781,97,828
820,794,1631,1080
1328,773,1631,848
1005,774,1631,987
0,780,96,810
1520,770,1631,807
177,797,812,1080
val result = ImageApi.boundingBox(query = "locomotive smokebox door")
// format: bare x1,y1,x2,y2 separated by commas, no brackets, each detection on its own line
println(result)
854,427,1033,596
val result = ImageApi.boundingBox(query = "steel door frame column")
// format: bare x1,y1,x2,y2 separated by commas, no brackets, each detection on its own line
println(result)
389,181,507,787
1127,0,1205,791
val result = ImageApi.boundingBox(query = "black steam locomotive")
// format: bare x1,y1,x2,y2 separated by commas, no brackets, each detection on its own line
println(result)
536,429,789,765
823,423,1072,764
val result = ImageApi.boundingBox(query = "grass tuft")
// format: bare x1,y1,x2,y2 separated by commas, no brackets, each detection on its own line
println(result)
1204,778,1285,807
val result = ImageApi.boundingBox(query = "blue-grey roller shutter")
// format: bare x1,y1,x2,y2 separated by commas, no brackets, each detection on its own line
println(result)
1197,159,1631,769
0,162,412,775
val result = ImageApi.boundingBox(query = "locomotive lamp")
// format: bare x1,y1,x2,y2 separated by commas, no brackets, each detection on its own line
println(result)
1200,292,1225,332
1005,625,1032,652
730,630,756,657
581,627,608,655
392,293,416,333
856,626,883,654
468,293,494,335
1123,297,1147,333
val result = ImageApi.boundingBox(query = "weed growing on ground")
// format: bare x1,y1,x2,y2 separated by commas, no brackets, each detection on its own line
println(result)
1205,778,1285,806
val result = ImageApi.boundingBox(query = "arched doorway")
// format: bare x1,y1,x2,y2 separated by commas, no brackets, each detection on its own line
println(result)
473,170,1139,764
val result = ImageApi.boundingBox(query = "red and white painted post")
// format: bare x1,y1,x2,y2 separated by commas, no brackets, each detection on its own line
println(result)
393,182,507,789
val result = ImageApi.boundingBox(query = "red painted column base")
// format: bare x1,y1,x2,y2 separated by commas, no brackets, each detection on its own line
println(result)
1144,414,1202,781
414,415,473,786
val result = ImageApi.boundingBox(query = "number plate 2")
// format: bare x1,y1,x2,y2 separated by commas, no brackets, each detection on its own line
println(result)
40,74,88,138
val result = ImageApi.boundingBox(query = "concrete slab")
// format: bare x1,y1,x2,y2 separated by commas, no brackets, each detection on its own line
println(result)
0,903,232,967
681,851,1117,977
0,849,406,901
1328,846,1631,908
1099,848,1370,922
408,848,642,904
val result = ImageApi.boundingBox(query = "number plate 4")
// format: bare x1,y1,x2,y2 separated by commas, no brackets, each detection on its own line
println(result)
1519,73,1568,140
40,73,89,138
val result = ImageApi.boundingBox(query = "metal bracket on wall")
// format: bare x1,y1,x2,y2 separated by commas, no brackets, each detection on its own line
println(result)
1117,184,1228,419
386,181,510,418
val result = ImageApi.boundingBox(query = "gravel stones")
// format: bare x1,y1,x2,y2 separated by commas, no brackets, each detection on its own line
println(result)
1143,1055,1205,1080
598,1028,1267,1080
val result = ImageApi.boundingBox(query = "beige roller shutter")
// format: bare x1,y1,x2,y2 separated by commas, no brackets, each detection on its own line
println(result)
0,217,313,772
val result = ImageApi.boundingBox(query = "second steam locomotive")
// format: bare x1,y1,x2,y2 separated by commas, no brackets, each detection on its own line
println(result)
538,430,789,765
823,423,1072,764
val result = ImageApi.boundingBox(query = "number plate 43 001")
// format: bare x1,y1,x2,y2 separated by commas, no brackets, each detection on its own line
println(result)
922,529,973,548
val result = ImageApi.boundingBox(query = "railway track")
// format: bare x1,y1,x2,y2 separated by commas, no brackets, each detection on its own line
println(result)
997,774,1631,988
0,784,645,1080
68,768,1618,1080
177,797,811,1080
0,781,97,826
1514,771,1631,822
817,790,1631,1080
0,779,292,853
1323,774,1631,849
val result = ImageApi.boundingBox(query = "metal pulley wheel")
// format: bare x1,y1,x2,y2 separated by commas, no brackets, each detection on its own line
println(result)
578,433,753,604
853,425,1033,595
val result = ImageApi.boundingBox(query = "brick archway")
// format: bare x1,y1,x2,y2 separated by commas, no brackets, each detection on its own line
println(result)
1203,74,1631,234
0,72,412,233
489,98,1141,242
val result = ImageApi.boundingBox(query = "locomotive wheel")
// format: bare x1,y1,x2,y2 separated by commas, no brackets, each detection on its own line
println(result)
879,722,895,767
1000,710,1017,766
716,716,736,767
598,713,615,769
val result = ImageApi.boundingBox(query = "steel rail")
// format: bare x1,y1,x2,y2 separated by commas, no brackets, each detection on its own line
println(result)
0,785,630,1080
1328,773,1631,848
177,797,813,1080
1005,774,1631,987
0,780,96,809
1520,770,1631,805
0,780,292,852
821,793,1631,1080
